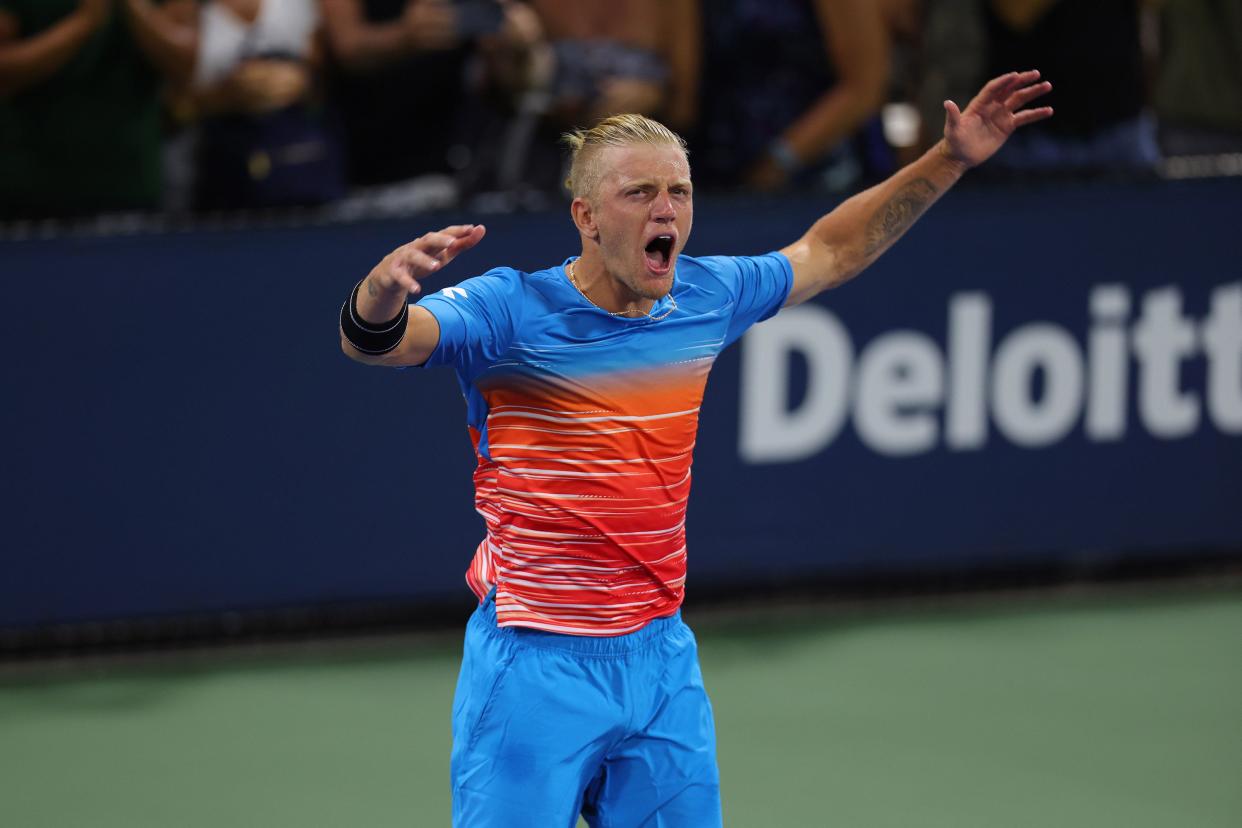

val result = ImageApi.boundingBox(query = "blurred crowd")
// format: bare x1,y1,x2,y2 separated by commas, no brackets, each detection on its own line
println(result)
1,0,1240,221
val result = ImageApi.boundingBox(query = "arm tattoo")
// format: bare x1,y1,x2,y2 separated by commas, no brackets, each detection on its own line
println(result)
864,178,938,256
366,278,379,298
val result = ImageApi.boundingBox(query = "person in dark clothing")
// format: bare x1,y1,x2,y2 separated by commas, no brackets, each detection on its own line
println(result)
983,0,1159,173
322,0,542,189
694,0,890,192
1152,0,1242,156
0,0,189,219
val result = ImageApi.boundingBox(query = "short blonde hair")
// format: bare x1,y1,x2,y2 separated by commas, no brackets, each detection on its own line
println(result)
562,114,689,201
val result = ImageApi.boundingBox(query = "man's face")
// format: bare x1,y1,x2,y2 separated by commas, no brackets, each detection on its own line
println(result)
589,143,693,302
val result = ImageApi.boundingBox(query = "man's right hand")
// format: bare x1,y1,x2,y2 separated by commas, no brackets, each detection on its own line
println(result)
367,224,486,296
345,225,486,366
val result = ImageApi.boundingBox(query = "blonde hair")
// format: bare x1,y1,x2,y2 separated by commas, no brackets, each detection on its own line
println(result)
562,114,689,201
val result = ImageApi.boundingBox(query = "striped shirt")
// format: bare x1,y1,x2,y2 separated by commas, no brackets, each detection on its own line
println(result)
418,253,792,635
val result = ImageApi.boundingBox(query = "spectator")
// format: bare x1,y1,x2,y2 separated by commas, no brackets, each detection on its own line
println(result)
983,0,1160,174
694,0,890,193
874,0,939,168
528,0,699,133
907,0,986,156
453,0,697,199
1151,0,1242,156
0,0,189,219
321,0,541,190
138,0,347,210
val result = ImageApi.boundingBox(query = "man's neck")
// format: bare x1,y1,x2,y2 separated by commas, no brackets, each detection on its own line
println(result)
569,254,657,317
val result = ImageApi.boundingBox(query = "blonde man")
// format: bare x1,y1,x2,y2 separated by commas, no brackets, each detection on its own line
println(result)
340,72,1051,827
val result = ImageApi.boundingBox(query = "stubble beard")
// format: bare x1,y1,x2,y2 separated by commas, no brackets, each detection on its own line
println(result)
606,253,675,303
624,271,674,302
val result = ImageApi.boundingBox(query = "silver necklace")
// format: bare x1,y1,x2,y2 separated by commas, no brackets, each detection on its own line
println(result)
566,260,678,321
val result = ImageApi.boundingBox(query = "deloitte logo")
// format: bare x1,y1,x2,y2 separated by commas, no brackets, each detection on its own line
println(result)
739,282,1242,462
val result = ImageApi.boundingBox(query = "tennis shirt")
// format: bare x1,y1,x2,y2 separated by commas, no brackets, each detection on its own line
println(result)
418,253,793,635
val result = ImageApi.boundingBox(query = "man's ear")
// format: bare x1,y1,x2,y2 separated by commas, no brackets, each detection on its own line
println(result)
570,197,599,241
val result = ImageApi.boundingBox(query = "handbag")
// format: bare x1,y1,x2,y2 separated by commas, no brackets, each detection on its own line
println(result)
197,99,346,210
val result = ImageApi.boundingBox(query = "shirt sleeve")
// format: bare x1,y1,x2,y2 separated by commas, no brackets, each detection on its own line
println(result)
696,252,794,347
415,267,524,377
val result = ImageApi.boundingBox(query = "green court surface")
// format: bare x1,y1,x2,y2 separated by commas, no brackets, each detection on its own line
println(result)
2,588,1239,827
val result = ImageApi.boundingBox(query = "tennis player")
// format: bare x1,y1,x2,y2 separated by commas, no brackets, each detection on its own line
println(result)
340,71,1051,827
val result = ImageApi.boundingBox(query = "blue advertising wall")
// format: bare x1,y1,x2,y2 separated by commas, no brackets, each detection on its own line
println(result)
2,179,1240,629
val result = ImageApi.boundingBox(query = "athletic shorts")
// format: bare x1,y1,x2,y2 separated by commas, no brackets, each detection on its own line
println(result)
450,591,722,827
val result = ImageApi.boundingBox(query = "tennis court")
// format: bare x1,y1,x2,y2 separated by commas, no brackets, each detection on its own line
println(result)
3,585,1239,827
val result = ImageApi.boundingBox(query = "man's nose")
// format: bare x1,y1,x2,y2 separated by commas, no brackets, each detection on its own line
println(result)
651,190,675,222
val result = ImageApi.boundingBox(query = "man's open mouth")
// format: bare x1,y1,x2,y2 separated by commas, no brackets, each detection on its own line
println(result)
643,234,675,274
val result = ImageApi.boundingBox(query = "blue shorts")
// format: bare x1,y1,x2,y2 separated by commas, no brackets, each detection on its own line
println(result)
450,592,721,827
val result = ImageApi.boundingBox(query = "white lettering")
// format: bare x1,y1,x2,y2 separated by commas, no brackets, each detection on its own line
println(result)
991,324,1084,447
739,305,853,463
945,293,991,450
854,332,943,456
1202,283,1242,433
737,281,1235,462
1086,285,1130,441
1132,287,1199,438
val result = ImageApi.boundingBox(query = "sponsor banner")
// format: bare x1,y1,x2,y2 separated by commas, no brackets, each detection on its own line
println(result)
739,284,1242,460
1,180,1239,628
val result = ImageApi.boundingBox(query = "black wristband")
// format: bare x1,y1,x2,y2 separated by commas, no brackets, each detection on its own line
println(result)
340,280,409,355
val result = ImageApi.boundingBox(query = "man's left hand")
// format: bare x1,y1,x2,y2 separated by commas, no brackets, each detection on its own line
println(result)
941,70,1053,168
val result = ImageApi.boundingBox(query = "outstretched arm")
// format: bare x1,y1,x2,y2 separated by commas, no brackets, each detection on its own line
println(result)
781,70,1052,306
341,224,487,367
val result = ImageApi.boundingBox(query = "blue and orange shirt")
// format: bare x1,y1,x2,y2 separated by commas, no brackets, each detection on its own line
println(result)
417,253,793,635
